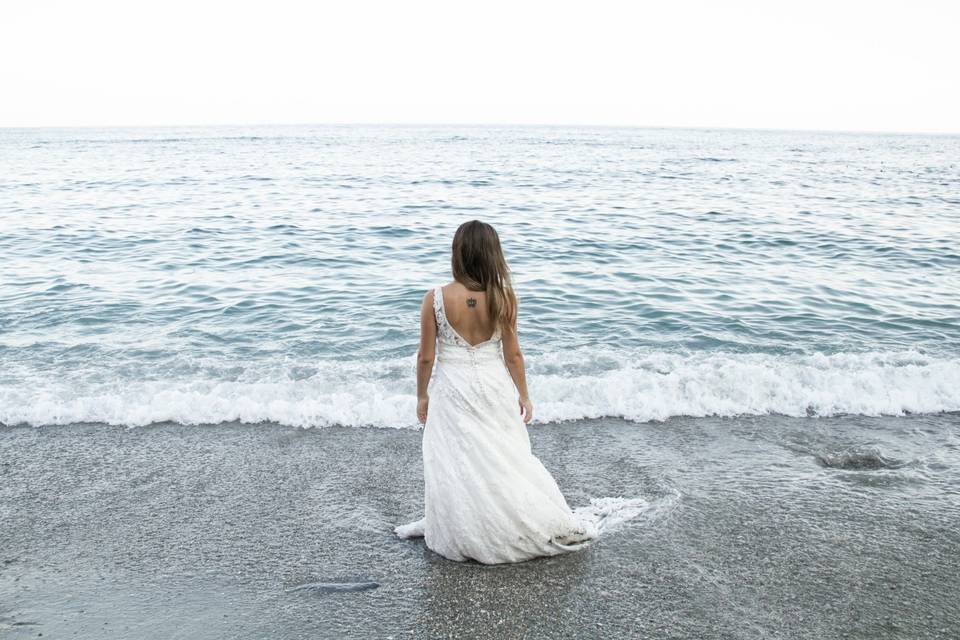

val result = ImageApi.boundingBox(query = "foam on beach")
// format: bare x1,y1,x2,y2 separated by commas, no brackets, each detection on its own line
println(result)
572,493,680,536
1,348,957,428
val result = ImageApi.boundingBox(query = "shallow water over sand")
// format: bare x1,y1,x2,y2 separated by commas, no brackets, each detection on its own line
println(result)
2,414,958,638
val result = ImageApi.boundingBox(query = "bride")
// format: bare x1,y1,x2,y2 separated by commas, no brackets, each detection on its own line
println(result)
393,220,601,564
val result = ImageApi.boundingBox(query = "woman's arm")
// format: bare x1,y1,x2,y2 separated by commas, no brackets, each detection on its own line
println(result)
416,289,437,424
500,295,533,423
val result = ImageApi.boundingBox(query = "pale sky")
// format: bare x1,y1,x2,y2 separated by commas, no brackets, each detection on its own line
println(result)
2,0,958,133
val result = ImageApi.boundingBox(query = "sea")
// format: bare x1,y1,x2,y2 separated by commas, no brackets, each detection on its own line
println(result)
3,125,960,638
1,124,957,429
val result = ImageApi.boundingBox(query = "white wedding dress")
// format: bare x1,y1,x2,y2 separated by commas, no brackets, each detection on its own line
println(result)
394,285,633,564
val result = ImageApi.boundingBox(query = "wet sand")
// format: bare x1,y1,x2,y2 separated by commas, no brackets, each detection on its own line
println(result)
2,415,959,639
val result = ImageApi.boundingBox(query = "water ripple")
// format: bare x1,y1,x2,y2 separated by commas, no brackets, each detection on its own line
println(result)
1,125,958,426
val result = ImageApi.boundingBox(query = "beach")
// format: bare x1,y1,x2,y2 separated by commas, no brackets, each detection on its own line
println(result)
2,124,959,638
3,414,958,639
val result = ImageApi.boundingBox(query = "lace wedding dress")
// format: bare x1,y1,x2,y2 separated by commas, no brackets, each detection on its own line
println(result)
393,285,607,564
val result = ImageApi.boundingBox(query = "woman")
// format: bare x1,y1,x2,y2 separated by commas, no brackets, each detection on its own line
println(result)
393,220,599,564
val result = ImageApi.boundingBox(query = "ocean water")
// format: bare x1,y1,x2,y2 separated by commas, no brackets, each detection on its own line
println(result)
3,125,960,638
1,125,959,429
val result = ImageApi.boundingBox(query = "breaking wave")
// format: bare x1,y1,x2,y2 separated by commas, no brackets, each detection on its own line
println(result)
1,349,957,428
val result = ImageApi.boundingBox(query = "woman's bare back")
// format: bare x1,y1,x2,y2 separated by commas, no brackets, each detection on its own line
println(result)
439,281,497,347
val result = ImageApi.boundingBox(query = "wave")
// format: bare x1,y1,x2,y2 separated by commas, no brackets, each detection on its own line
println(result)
1,349,958,428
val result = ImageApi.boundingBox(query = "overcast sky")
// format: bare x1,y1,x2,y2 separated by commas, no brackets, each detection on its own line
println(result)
2,0,958,133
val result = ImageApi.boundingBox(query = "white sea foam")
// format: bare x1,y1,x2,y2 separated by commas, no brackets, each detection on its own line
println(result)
571,488,682,536
1,349,957,428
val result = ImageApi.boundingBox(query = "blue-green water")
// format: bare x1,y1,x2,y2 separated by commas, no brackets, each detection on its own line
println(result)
1,125,958,427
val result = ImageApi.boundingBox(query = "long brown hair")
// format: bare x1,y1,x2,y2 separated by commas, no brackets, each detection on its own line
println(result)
451,220,517,331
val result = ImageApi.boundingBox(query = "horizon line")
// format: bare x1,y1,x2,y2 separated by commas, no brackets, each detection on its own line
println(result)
1,120,958,137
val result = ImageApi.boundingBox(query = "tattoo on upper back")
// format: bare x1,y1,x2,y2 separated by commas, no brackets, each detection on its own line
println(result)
466,297,477,308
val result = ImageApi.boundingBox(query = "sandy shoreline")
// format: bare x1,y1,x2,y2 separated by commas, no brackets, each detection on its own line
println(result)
2,415,958,638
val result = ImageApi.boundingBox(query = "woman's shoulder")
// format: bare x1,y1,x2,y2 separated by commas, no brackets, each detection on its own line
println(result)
431,281,461,299
422,282,451,305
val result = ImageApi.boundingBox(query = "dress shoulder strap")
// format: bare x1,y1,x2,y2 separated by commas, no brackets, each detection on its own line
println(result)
433,284,458,345
432,285,445,323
